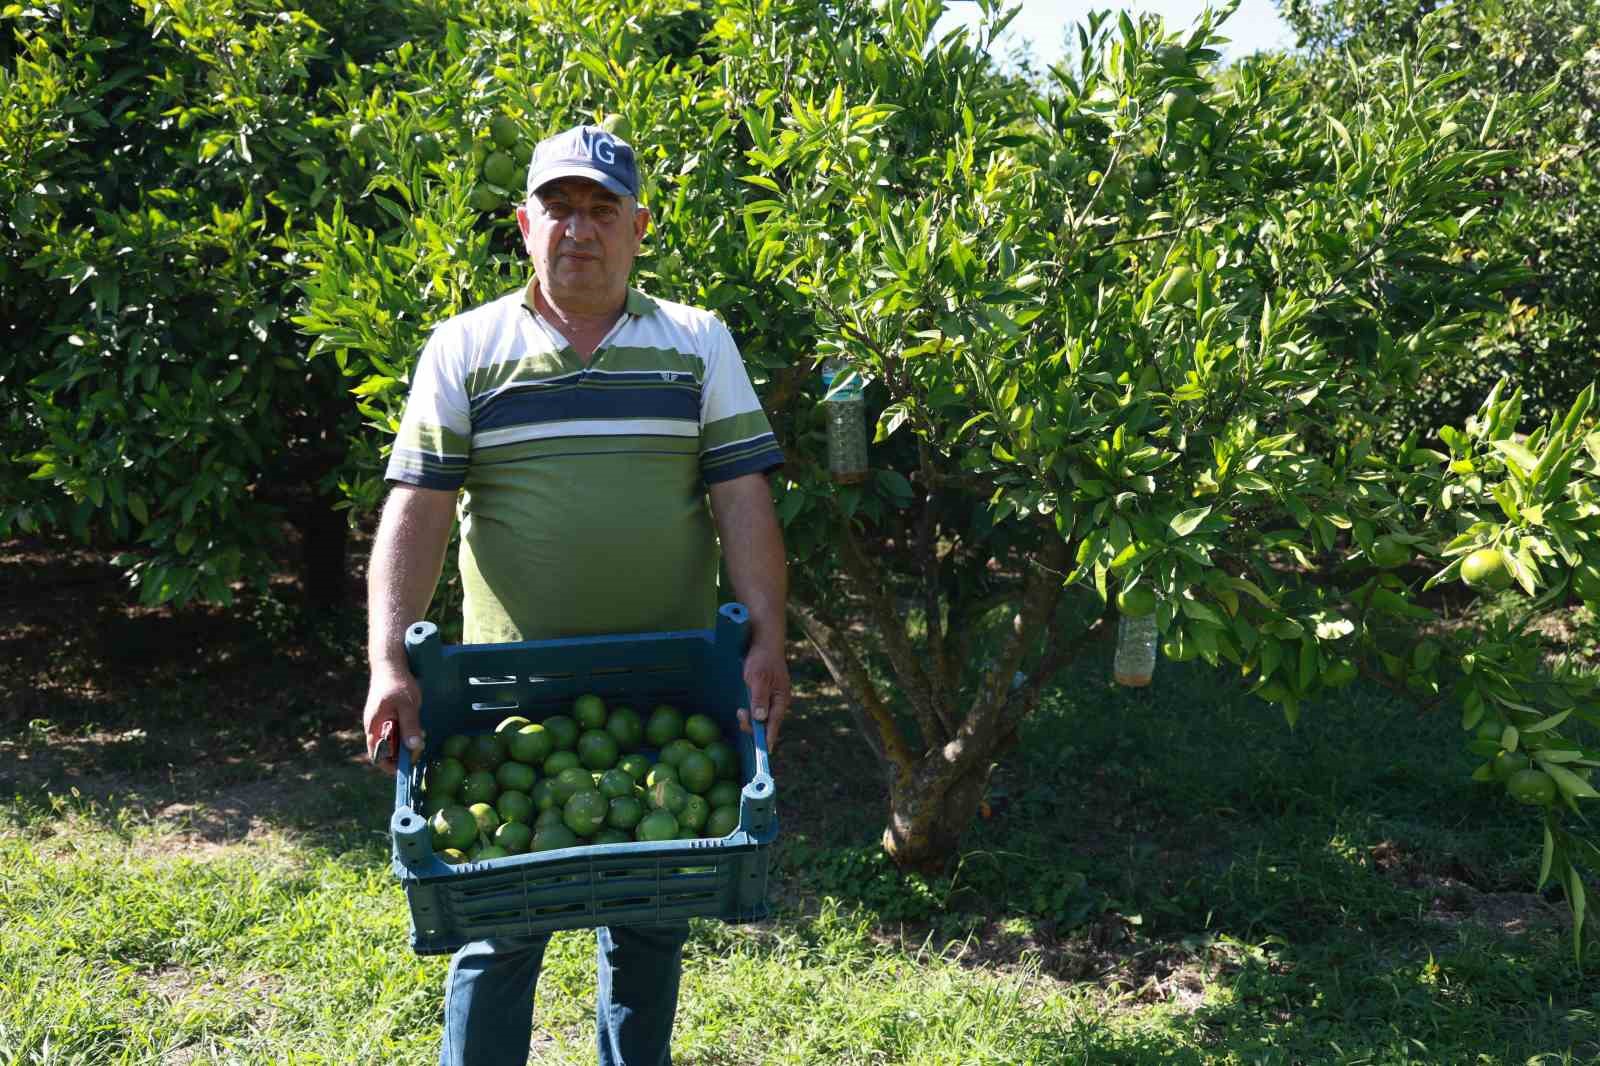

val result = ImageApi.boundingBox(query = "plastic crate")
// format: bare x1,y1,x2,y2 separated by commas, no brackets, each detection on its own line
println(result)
389,602,777,955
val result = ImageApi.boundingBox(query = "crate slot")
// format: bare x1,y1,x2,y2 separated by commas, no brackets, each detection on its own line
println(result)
455,875,528,895
597,896,655,910
470,701,519,713
666,865,718,877
530,902,592,919
469,909,527,926
662,891,718,905
597,867,652,881
525,872,586,890
528,673,574,683
468,676,519,686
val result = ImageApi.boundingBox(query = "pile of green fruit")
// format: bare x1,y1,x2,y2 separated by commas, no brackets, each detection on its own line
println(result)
469,114,531,213
423,694,744,864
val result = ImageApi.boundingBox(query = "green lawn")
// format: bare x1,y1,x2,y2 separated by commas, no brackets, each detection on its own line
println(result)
2,645,1596,1065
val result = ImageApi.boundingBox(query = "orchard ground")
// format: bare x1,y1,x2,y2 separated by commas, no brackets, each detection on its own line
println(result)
2,535,1598,1064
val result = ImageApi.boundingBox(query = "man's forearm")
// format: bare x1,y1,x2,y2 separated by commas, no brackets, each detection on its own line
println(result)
709,474,788,650
368,485,456,670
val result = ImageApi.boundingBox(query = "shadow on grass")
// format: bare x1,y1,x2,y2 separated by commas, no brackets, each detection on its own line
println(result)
4,537,1595,1063
758,650,1596,1063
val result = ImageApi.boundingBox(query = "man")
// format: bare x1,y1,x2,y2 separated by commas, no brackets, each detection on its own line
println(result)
362,123,791,1066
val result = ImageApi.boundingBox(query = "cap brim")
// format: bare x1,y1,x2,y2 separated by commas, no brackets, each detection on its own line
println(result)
527,165,633,198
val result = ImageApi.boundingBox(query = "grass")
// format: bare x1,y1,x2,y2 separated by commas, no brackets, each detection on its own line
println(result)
1,545,1597,1064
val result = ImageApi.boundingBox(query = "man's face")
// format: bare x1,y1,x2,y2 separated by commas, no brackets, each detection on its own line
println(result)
516,178,649,309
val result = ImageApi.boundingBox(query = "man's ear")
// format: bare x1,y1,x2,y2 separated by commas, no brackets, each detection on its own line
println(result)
516,201,533,248
634,205,652,242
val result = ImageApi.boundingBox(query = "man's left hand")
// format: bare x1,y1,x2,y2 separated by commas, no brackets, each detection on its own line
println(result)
737,641,790,751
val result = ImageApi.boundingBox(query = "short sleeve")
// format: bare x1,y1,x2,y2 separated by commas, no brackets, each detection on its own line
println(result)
384,324,472,491
698,318,784,484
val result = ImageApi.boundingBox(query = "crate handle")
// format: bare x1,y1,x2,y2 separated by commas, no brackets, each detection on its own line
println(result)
392,804,434,865
752,720,771,780
740,721,776,835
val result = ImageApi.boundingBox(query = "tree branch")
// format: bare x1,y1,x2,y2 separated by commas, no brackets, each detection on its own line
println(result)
995,613,1108,740
787,594,916,773
834,509,951,748
942,536,1072,777
914,442,953,727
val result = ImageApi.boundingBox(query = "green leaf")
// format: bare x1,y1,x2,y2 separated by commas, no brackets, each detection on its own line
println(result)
1537,761,1599,801
1492,439,1539,473
1538,824,1555,890
1568,866,1586,961
1168,506,1211,539
1523,709,1572,734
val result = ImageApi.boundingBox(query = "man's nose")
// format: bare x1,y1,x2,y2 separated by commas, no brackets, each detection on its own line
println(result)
564,209,598,241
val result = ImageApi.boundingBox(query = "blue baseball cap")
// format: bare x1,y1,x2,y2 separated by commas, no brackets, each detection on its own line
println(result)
525,124,639,200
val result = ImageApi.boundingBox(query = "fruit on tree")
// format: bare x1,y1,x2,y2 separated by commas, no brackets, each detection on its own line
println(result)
1370,535,1411,569
469,183,504,213
1160,265,1195,304
1161,87,1198,119
1492,750,1531,782
413,133,443,163
1461,547,1512,590
1506,767,1557,806
490,115,520,150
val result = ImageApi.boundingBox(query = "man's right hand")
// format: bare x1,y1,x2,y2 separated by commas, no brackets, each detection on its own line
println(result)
364,665,424,775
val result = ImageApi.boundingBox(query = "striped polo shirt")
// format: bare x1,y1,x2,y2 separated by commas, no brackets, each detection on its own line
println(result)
385,285,783,643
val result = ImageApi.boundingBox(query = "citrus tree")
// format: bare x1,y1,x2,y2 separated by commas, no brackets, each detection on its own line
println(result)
1283,0,1600,442
705,0,1598,935
288,0,1600,947
9,0,1596,944
0,0,444,608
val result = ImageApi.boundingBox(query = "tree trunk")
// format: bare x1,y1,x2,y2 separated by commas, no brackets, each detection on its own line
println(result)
882,757,992,874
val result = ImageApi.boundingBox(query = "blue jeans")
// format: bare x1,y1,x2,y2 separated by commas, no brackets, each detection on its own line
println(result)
438,922,690,1066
